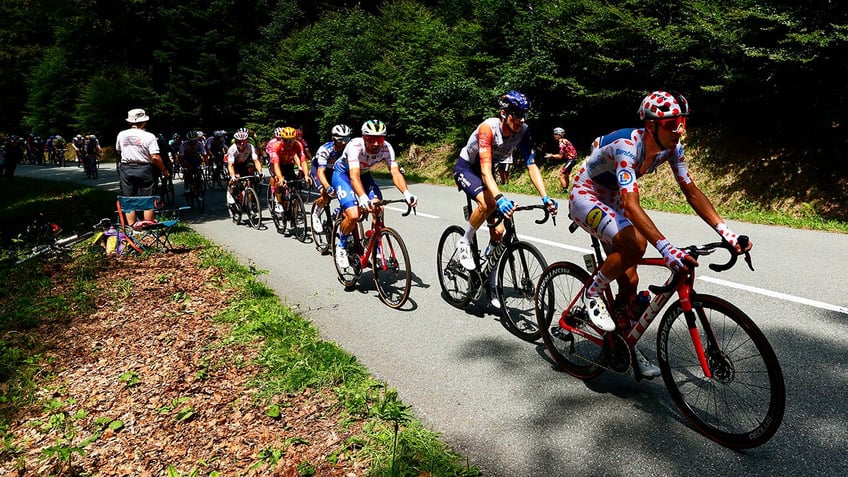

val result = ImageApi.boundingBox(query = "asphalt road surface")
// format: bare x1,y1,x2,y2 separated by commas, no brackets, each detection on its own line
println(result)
16,163,848,476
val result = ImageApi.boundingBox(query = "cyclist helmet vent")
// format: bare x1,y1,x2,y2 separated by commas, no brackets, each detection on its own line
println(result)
234,128,249,141
280,127,297,140
638,90,690,120
499,90,531,115
331,124,352,138
361,119,387,136
273,127,284,139
553,127,566,135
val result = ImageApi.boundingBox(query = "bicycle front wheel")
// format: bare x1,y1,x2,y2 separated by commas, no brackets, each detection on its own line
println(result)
497,241,547,342
244,187,262,229
372,227,411,308
535,262,606,379
267,185,283,233
162,177,175,206
331,218,359,288
310,202,332,254
657,294,785,449
436,225,474,308
290,194,308,242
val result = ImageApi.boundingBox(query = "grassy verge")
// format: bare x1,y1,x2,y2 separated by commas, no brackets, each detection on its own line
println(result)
0,179,478,476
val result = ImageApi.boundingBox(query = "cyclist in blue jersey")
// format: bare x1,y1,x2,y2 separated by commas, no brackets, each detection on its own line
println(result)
568,90,752,377
331,119,417,268
310,124,351,233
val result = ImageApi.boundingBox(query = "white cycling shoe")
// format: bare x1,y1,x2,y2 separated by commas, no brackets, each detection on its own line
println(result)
634,346,661,379
455,241,476,270
312,211,323,233
335,246,349,268
582,293,616,332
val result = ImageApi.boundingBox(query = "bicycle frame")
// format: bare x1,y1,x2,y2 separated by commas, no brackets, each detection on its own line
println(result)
352,199,414,270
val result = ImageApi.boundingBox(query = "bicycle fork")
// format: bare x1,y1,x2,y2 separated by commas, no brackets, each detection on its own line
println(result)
673,287,714,379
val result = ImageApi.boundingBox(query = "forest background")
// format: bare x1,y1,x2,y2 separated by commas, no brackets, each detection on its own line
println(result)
1,0,846,221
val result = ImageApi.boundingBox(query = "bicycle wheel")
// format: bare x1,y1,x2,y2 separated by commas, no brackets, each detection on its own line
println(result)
290,193,308,242
92,160,99,179
196,177,206,212
436,225,474,308
267,184,284,232
244,187,263,229
372,227,411,308
657,294,785,449
160,177,175,206
535,262,606,379
496,241,547,342
310,202,332,254
331,218,359,288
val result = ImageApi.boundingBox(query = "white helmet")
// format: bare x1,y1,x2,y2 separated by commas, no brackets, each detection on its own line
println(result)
233,128,249,141
553,127,565,135
331,124,352,138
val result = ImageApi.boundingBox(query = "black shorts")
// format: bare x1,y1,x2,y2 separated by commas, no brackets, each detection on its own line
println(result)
119,163,156,196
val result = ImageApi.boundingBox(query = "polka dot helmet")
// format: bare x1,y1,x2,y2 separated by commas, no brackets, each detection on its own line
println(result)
637,91,689,120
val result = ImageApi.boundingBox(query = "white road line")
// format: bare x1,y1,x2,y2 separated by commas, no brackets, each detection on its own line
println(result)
696,276,848,315
519,234,848,315
385,205,439,219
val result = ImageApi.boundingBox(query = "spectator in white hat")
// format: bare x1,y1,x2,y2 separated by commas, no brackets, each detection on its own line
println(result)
115,108,170,224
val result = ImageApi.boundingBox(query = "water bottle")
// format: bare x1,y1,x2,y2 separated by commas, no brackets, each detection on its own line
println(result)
630,290,651,323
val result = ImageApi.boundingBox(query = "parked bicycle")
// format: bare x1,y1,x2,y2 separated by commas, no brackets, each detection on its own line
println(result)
436,199,552,341
14,215,113,265
331,199,414,308
534,222,785,449
229,175,263,228
267,178,307,241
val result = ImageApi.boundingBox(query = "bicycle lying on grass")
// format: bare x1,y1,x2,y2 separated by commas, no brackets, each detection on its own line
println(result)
436,199,553,341
331,199,415,309
13,215,113,265
534,222,785,449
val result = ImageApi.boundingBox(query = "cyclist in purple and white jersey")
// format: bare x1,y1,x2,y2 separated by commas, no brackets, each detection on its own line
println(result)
309,124,351,233
568,90,752,377
331,119,417,268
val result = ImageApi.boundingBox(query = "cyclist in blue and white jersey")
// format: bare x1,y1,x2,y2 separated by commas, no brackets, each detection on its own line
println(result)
309,124,351,233
331,119,417,268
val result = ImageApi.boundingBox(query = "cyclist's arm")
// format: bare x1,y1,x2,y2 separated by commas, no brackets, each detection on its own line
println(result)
349,165,367,201
477,124,501,199
150,153,169,177
317,166,330,190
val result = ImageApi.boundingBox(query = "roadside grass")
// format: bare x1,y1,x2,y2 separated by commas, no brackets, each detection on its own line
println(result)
0,179,479,476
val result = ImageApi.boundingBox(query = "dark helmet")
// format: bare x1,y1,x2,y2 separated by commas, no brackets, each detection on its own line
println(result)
499,90,531,116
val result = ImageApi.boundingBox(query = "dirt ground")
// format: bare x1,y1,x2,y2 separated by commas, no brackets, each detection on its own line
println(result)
1,250,368,476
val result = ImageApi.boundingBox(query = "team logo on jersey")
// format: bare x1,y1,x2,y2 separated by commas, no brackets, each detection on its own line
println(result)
618,170,634,187
586,206,606,231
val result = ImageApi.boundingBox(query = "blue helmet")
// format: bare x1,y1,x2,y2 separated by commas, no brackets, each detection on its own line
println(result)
499,90,531,115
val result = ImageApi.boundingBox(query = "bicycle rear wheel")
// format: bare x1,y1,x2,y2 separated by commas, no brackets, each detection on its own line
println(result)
290,194,308,242
535,262,605,379
497,241,547,342
436,225,475,308
372,227,411,308
657,294,785,449
161,177,175,206
310,202,332,254
244,187,262,229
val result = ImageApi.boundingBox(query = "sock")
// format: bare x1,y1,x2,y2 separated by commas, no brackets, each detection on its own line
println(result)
584,270,611,299
338,233,348,248
462,223,476,242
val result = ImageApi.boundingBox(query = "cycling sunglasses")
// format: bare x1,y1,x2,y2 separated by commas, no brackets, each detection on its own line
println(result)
333,136,351,143
655,116,687,132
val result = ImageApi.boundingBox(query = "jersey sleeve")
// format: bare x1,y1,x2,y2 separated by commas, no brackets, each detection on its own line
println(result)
478,123,494,166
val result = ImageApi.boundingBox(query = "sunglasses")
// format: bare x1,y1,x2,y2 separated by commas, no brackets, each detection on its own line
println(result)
282,138,295,143
333,136,351,143
655,116,687,132
364,135,385,144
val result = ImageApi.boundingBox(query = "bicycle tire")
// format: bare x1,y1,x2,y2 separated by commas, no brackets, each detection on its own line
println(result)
657,294,785,449
535,261,606,379
436,225,475,308
372,227,411,308
196,177,207,212
92,161,98,179
267,184,284,233
310,202,332,254
290,193,308,242
163,177,175,206
331,217,359,288
497,241,547,342
244,187,262,229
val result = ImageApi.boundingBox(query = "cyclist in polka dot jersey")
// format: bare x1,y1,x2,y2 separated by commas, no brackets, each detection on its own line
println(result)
568,91,752,377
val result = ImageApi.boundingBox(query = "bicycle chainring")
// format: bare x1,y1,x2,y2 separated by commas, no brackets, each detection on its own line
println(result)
559,306,632,375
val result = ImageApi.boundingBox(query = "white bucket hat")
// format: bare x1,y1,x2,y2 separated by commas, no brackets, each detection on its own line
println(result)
126,108,150,123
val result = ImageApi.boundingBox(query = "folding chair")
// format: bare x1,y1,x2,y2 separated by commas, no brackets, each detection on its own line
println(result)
116,196,189,253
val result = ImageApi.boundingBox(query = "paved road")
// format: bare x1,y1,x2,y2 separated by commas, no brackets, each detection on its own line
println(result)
16,163,848,476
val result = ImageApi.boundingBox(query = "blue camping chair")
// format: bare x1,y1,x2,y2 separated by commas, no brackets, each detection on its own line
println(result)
116,196,188,253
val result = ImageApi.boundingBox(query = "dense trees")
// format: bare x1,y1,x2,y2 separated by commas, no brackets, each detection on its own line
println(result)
2,0,846,158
